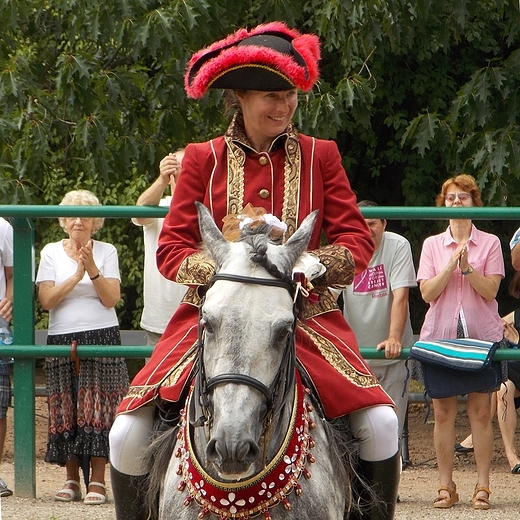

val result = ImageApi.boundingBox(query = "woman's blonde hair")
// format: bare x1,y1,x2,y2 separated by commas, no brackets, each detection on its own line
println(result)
435,174,483,207
58,189,104,233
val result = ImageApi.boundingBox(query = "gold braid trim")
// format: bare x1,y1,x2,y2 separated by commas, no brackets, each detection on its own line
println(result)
176,252,215,286
124,386,155,399
281,130,300,242
297,319,380,388
311,244,355,288
124,344,198,400
299,286,339,320
225,136,246,216
225,112,249,217
158,344,198,390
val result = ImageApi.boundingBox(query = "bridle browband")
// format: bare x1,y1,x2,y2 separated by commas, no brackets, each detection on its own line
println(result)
209,272,296,295
191,272,297,430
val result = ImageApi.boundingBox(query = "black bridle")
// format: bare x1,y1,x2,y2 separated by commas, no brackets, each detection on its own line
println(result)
191,272,297,430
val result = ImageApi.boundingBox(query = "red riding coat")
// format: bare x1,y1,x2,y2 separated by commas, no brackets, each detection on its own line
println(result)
118,117,393,419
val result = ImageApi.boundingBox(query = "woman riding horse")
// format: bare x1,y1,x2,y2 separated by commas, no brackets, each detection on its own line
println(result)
109,21,400,520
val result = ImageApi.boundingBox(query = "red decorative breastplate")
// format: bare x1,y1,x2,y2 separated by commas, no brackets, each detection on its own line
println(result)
174,372,316,519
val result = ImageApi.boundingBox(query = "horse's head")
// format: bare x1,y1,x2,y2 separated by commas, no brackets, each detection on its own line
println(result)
195,202,317,480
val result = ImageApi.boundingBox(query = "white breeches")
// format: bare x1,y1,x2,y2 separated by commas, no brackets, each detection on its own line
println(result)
349,404,399,461
109,403,399,475
109,406,155,475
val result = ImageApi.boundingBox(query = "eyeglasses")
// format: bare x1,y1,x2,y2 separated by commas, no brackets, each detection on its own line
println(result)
65,216,93,221
445,192,472,203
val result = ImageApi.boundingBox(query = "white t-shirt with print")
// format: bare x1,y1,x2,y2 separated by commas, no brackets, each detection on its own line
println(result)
343,231,417,367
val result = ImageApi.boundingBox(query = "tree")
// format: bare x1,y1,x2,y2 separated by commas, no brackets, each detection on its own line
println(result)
1,0,519,328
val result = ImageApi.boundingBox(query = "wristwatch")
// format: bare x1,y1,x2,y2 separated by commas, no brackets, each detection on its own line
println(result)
461,265,474,276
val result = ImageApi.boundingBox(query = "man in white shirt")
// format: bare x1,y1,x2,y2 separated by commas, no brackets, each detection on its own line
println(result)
343,201,417,461
133,149,187,347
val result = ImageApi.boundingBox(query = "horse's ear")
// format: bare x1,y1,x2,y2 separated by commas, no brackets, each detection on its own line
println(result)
283,210,318,265
196,202,230,264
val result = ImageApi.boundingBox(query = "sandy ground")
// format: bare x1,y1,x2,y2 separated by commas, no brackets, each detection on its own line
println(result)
0,399,519,519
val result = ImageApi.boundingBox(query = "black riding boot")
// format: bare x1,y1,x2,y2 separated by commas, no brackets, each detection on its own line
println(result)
110,465,149,520
349,450,401,519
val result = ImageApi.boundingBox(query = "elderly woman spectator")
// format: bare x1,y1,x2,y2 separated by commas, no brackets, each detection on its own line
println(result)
36,189,129,505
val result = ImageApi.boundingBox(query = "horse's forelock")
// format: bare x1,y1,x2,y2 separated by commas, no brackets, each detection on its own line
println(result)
239,224,293,277
238,222,282,244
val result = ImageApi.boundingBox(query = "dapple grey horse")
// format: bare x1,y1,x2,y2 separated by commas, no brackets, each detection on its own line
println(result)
147,203,350,520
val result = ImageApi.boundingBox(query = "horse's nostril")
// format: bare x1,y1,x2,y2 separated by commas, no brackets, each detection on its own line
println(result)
206,438,225,464
207,437,260,466
237,441,260,464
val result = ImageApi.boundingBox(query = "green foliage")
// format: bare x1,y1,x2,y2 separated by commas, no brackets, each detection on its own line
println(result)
2,0,520,330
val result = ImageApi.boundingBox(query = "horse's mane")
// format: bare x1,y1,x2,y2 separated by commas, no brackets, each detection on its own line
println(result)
239,222,295,288
144,422,179,520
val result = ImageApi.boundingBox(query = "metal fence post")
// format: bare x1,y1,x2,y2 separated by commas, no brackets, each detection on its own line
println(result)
12,217,36,497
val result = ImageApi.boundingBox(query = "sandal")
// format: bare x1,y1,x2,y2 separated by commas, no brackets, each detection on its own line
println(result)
84,481,107,505
55,480,82,502
472,485,491,510
433,484,459,509
454,442,474,454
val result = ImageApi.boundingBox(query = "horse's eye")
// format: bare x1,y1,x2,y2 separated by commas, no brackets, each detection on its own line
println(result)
276,328,291,344
203,320,214,334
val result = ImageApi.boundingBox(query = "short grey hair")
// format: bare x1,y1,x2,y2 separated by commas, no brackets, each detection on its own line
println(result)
58,189,104,233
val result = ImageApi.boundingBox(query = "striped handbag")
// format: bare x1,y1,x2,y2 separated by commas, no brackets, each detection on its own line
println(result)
409,338,504,398
409,338,498,371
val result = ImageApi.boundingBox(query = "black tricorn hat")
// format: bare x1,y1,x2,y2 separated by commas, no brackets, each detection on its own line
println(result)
185,22,320,99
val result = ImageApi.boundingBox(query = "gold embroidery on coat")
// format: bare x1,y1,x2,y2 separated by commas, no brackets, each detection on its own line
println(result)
181,287,202,307
125,346,198,400
224,113,301,242
225,137,245,216
313,245,356,287
124,386,154,399
177,252,215,286
282,133,300,241
158,346,198,390
297,320,379,388
299,286,338,320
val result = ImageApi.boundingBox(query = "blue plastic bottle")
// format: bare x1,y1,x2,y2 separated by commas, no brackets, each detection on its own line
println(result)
0,317,14,364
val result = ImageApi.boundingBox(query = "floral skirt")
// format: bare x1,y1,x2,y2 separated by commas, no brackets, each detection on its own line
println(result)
45,326,129,465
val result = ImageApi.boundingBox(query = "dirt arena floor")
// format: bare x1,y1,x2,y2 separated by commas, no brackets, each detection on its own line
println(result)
1,396,519,519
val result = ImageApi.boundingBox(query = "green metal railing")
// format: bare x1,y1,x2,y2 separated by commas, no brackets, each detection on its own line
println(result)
4,206,166,498
3,204,520,497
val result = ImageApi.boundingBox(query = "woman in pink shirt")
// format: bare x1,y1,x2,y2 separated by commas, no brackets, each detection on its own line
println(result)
417,174,505,511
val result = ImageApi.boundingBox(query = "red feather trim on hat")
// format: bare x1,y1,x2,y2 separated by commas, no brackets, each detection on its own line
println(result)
248,20,302,40
185,22,320,99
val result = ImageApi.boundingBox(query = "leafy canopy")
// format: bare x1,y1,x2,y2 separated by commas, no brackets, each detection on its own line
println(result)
1,0,520,328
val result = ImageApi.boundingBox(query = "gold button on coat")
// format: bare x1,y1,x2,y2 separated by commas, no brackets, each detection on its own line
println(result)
259,189,269,199
258,156,268,165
